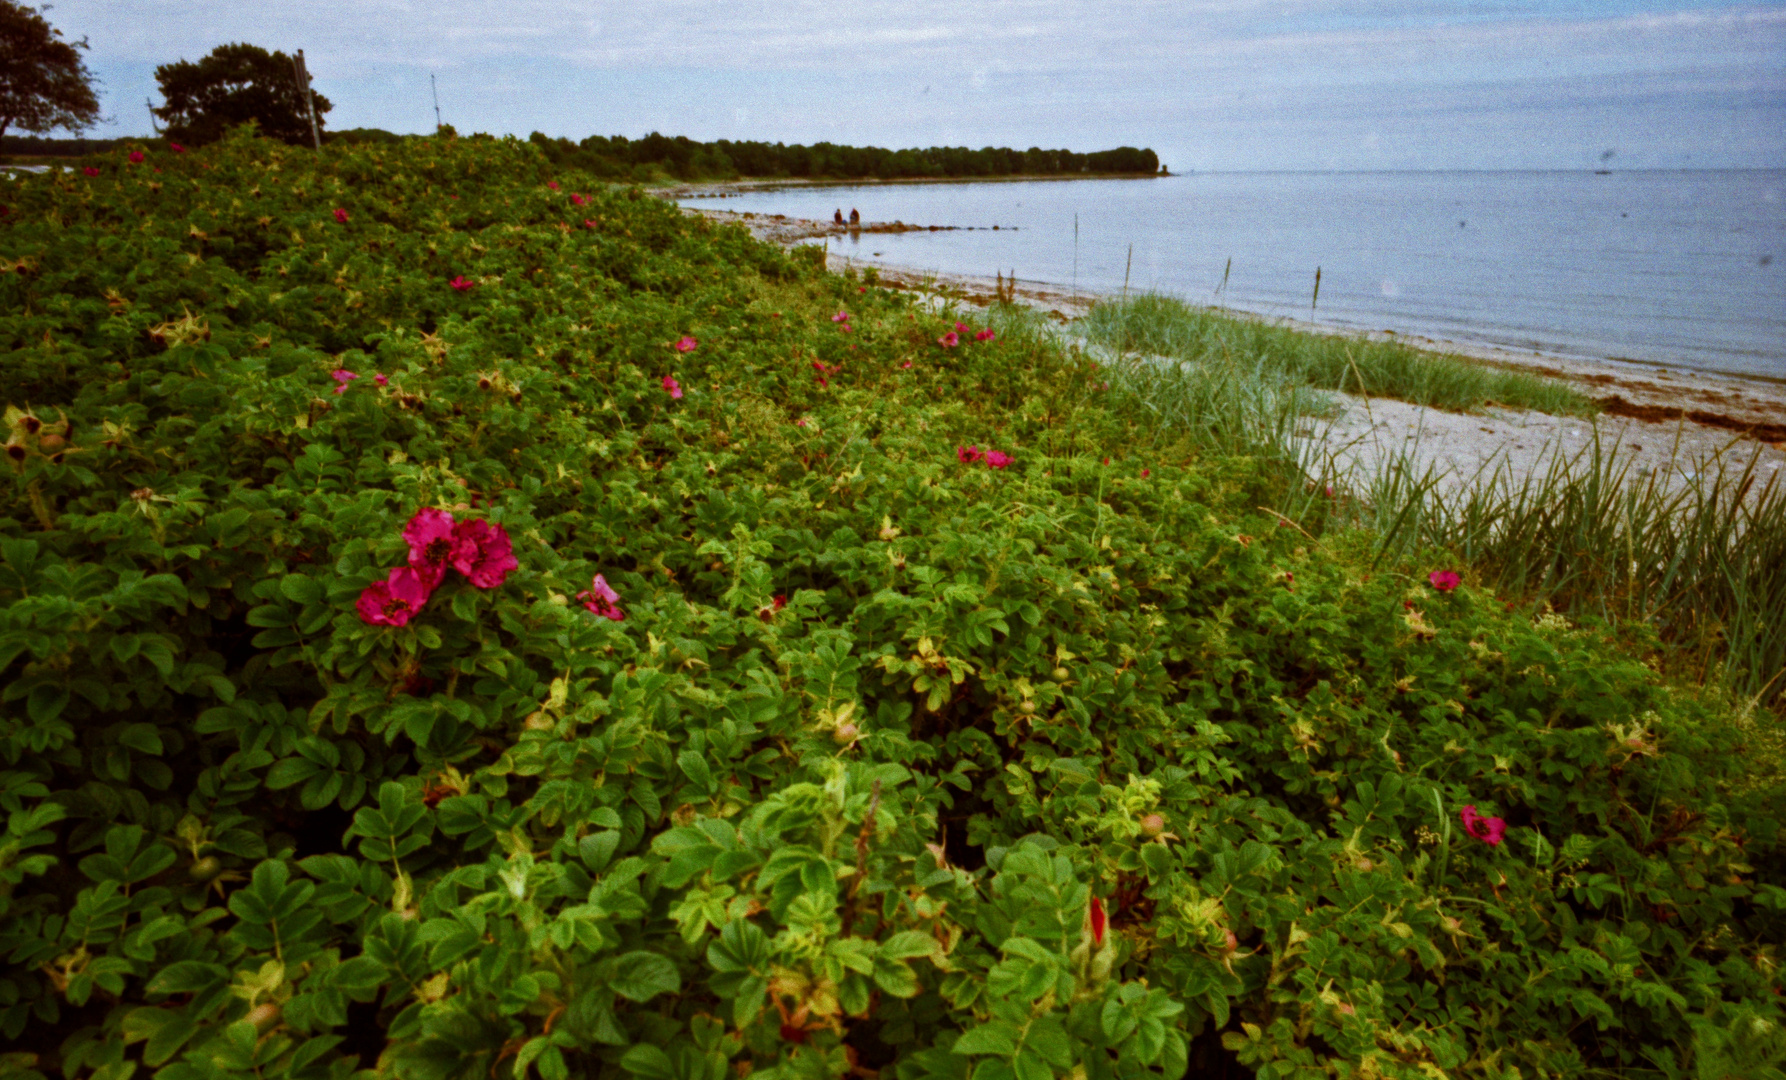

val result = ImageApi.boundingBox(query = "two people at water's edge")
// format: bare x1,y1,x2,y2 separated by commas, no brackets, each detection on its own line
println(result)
833,208,861,227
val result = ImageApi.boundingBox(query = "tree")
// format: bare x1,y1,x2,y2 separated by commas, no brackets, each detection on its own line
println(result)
0,1,102,144
153,42,330,147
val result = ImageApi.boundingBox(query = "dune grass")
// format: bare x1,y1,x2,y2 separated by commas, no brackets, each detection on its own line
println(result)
1329,429,1786,710
1080,292,1595,416
974,294,1786,714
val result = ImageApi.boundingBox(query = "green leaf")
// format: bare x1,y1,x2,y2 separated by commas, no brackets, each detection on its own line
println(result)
873,958,920,998
1570,989,1618,1030
122,1007,201,1067
881,930,940,960
619,1045,675,1080
678,750,713,792
1012,1050,1052,1080
111,633,142,662
267,757,323,790
281,574,324,605
578,830,621,873
118,723,164,755
147,961,229,994
28,682,69,723
953,1021,1020,1056
139,638,176,675
610,951,680,1002
245,604,290,628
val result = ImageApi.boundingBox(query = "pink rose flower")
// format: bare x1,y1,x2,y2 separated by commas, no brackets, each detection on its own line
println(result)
674,336,698,352
975,329,997,342
331,369,357,395
577,573,625,620
938,331,959,348
403,507,456,587
900,360,913,369
357,567,434,627
449,275,476,291
82,167,99,177
572,193,587,205
955,321,969,334
547,181,560,190
663,375,683,399
169,143,185,154
957,445,984,465
128,150,144,164
449,519,518,589
832,311,850,323
333,208,349,224
1460,805,1507,846
986,450,1013,470
375,373,389,386
584,219,598,229
1429,570,1461,592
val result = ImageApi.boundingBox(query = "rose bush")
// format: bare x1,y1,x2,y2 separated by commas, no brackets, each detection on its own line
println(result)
0,129,1781,1080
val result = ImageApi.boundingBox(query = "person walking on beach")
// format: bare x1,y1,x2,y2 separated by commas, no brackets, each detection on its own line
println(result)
834,209,844,226
849,208,860,226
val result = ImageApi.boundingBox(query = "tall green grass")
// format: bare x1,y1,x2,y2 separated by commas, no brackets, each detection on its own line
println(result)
1081,292,1595,416
978,294,1786,713
1324,429,1786,708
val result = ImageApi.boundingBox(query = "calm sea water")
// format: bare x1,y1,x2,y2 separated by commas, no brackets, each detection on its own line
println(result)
678,171,1786,381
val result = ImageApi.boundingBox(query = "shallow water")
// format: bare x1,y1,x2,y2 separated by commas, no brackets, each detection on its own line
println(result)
679,170,1786,381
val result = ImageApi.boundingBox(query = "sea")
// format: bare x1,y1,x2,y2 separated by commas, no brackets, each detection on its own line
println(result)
677,170,1786,382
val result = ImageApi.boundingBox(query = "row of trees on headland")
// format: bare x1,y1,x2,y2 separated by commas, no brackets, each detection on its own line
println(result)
6,124,1162,184
526,131,1161,181
3,0,1158,182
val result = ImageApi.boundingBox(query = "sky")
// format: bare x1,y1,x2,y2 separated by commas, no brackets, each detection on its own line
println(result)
42,0,1786,171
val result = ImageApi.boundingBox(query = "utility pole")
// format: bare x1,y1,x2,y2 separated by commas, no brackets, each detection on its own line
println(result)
292,50,322,150
146,99,162,134
431,73,443,133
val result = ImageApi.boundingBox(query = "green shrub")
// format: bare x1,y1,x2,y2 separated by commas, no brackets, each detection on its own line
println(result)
0,128,1780,1080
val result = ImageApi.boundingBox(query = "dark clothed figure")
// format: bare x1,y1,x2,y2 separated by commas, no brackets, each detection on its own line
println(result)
849,208,860,226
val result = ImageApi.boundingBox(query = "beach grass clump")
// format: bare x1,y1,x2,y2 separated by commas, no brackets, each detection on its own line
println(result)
1081,292,1594,416
1,130,1782,1080
1329,429,1786,709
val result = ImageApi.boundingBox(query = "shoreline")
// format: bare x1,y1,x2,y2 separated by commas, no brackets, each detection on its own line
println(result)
682,202,1786,491
655,172,1161,199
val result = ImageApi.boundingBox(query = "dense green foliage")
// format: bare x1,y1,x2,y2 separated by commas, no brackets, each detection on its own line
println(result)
0,130,1782,1080
525,131,1160,183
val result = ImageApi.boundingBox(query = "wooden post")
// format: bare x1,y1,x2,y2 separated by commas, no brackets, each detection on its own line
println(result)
292,50,321,150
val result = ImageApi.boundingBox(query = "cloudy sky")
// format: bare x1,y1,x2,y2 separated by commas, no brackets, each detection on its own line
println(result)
46,0,1786,170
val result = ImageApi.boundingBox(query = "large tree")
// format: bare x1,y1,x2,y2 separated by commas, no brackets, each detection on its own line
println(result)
153,42,330,146
0,1,102,143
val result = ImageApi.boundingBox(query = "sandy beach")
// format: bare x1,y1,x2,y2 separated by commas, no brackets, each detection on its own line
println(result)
678,201,1786,494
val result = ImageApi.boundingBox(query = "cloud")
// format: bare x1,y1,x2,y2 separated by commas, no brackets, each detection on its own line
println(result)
46,0,1786,169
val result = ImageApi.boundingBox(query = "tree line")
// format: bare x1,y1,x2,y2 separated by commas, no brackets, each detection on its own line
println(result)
527,131,1160,181
2,1,1159,182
